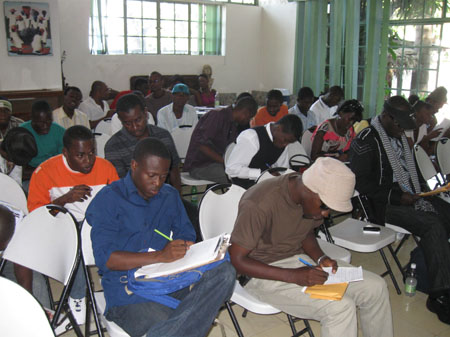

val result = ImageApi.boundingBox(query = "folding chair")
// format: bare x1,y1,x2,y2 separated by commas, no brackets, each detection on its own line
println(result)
436,137,450,183
171,125,215,196
0,172,28,215
414,144,444,189
94,132,111,159
95,119,112,136
300,130,313,157
0,276,55,337
320,192,404,295
287,141,312,172
81,222,131,337
199,183,325,337
1,204,83,336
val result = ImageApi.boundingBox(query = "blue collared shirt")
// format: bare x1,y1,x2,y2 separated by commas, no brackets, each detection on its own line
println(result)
86,172,196,313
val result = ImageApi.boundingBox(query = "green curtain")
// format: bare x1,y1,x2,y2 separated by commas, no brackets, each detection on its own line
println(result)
362,0,390,117
204,5,222,55
301,0,328,95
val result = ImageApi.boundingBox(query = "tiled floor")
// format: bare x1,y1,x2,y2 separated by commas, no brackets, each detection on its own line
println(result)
60,236,450,337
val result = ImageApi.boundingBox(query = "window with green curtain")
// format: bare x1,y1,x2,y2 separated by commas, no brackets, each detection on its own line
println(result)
89,0,225,55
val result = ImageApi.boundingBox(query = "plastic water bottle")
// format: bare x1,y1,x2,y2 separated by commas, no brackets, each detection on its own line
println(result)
191,186,198,205
215,92,220,107
405,263,417,297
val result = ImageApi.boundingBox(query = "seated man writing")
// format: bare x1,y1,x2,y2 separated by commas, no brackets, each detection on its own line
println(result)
225,114,302,189
86,138,235,337
349,96,450,325
229,157,393,337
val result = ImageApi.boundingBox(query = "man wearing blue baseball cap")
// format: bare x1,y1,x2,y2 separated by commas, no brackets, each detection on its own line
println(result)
156,83,198,132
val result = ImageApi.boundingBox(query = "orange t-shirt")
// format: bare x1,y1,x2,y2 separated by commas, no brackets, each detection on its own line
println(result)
251,105,289,127
28,154,119,221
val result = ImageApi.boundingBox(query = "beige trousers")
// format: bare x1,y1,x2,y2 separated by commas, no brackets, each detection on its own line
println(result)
245,255,393,337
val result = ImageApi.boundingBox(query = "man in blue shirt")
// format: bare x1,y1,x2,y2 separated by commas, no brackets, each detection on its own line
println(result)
86,138,235,337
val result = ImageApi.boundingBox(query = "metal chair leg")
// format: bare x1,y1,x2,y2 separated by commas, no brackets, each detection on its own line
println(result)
225,301,244,337
287,315,315,337
387,244,406,279
379,248,401,295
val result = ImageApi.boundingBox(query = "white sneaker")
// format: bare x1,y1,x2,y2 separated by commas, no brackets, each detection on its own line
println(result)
68,297,86,325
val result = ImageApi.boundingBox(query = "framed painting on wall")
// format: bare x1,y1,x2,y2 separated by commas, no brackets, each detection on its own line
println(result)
4,1,52,55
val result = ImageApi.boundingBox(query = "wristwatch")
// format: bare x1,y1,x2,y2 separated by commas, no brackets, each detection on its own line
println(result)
316,254,329,265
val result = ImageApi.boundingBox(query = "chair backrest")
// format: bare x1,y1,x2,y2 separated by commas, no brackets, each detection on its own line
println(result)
0,276,55,337
256,168,295,184
94,132,111,159
413,144,442,184
171,126,194,161
301,130,313,157
3,205,79,285
0,172,28,215
81,221,96,266
224,142,236,166
436,138,450,177
198,184,247,240
95,119,112,136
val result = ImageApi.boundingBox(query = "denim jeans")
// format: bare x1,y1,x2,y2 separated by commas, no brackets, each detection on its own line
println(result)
106,261,236,337
385,196,450,293
69,263,87,299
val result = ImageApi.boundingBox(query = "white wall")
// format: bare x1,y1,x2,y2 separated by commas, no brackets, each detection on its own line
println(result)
58,1,263,97
259,0,298,94
0,0,62,91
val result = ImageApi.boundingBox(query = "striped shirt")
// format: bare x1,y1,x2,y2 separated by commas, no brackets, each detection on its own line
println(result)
105,125,180,178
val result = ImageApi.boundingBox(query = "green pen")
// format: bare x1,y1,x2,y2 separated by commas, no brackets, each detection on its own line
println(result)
154,229,172,241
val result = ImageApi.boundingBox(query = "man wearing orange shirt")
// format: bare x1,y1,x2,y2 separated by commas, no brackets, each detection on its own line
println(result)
25,125,119,327
251,89,288,127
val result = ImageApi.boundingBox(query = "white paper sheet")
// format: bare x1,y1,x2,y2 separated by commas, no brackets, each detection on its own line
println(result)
322,266,364,285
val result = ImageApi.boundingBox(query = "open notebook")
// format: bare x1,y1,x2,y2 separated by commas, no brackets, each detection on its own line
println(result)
135,233,230,278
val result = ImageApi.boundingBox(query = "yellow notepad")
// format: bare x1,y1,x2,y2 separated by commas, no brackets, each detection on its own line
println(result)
305,283,348,301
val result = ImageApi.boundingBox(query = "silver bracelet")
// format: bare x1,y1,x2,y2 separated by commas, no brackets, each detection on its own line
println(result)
316,254,328,265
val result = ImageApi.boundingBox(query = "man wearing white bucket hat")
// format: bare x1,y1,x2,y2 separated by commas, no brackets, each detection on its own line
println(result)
230,157,392,337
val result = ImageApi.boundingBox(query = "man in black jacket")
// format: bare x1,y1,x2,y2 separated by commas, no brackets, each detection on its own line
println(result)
349,95,450,325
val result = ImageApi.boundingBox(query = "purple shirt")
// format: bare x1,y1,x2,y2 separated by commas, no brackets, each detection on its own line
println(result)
184,106,237,171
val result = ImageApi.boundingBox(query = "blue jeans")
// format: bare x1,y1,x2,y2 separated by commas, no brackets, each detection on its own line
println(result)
69,263,87,299
106,261,236,337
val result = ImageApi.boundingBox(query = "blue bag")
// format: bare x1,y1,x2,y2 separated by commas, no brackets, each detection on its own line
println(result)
126,254,230,309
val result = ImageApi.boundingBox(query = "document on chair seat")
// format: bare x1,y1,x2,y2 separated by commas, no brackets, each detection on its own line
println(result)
322,266,363,285
135,233,229,278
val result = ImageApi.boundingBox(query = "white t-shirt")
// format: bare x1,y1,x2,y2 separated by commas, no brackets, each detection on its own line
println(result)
79,96,110,122
156,103,198,132
309,96,338,127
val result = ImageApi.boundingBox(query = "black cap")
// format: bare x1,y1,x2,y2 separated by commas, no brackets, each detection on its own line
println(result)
383,101,416,130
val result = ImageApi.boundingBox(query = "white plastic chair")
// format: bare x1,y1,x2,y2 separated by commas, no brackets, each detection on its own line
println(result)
94,132,111,159
414,144,444,189
2,205,83,336
0,172,28,215
436,138,450,181
199,184,320,337
224,142,236,167
301,130,313,157
0,276,55,337
170,126,194,162
81,222,131,337
95,119,112,136
287,141,312,171
110,112,155,136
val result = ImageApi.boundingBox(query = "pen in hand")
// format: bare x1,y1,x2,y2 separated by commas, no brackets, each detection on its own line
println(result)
298,257,323,270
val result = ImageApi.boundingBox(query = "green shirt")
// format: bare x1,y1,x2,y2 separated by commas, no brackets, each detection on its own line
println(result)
20,121,65,168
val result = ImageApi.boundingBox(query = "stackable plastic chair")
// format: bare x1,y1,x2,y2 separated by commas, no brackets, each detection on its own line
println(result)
171,125,215,194
414,144,444,189
436,138,450,183
0,276,55,337
1,205,83,336
287,141,312,171
95,119,112,136
81,222,130,337
199,183,319,337
0,172,28,215
301,130,314,157
94,132,111,159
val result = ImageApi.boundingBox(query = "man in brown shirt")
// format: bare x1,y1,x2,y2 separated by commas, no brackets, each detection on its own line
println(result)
230,157,393,337
145,71,173,123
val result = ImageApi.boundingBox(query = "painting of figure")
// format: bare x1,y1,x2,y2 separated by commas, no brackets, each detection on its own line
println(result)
4,2,52,55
